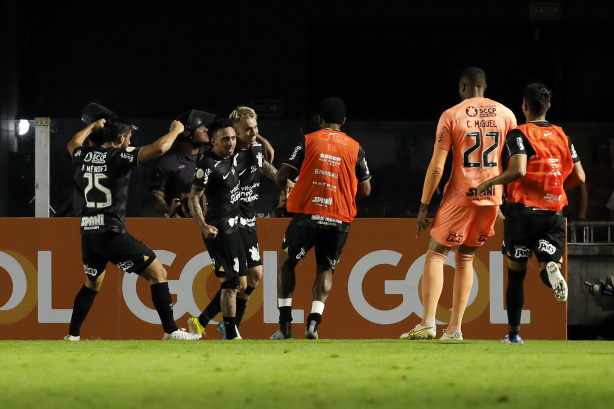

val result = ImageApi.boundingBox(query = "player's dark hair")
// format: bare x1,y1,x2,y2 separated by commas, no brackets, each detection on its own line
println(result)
460,67,486,86
523,82,552,117
319,97,346,125
209,118,235,138
101,117,132,143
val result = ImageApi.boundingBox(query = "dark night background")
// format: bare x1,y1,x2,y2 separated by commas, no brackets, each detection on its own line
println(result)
1,0,614,219
1,0,614,338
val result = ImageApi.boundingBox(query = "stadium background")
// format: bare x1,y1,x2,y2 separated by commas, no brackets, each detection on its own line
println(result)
0,0,613,338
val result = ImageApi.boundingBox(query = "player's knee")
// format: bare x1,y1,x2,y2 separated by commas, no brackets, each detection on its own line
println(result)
221,276,241,289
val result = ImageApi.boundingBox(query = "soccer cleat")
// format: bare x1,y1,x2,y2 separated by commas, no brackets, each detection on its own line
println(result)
163,328,202,340
546,262,568,302
400,324,436,340
501,334,524,344
305,320,319,340
186,317,205,336
218,322,242,340
440,329,463,340
269,329,289,340
64,334,80,341
217,321,226,340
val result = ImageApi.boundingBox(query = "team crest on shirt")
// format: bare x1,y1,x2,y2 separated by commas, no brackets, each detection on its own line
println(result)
116,260,134,272
516,137,525,151
233,257,239,272
256,152,263,168
249,246,260,261
466,106,478,117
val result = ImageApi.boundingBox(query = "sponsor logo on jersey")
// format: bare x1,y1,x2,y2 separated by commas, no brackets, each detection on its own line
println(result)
437,126,449,143
314,169,339,178
81,214,104,228
478,106,497,117
312,196,333,206
513,245,532,259
537,239,556,255
126,147,136,152
121,152,134,162
289,146,302,161
91,151,107,164
544,193,562,201
446,232,464,243
466,186,495,197
74,149,82,157
544,132,553,136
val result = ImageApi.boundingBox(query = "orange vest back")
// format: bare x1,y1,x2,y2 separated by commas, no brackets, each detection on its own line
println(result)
506,123,574,211
286,129,360,222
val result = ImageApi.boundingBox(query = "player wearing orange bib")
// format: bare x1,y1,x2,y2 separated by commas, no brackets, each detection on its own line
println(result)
477,83,585,343
270,97,371,340
401,67,517,341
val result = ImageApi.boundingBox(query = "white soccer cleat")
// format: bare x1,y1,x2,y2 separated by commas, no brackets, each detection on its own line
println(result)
546,261,568,302
400,324,436,340
64,334,80,341
440,329,463,340
163,328,202,340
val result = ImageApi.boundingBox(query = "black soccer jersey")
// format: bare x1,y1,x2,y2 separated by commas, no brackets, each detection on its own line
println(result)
236,143,265,231
72,145,142,234
192,150,240,233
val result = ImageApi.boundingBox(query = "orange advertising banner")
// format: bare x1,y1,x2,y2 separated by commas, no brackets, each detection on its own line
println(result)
0,218,566,340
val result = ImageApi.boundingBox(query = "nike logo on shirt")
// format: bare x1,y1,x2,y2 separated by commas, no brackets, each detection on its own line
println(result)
544,132,552,136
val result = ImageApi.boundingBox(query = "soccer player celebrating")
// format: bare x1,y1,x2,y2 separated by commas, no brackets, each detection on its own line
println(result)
270,96,371,340
186,107,279,339
477,83,585,343
400,67,517,341
65,115,201,340
188,118,248,340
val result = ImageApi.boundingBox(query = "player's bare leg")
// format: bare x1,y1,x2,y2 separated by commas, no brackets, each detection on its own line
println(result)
442,246,477,340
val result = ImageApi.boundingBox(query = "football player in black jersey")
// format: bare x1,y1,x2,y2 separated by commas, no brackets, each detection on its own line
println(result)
65,116,201,341
187,118,248,340
187,107,280,339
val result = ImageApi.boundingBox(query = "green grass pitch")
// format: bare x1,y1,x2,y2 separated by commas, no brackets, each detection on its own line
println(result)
1,339,613,409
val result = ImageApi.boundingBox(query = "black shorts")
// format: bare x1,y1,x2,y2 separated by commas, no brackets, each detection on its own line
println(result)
281,215,349,270
502,202,566,263
81,231,157,281
239,227,263,268
203,230,248,278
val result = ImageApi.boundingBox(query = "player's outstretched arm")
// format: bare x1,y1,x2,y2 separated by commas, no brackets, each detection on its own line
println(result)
67,118,105,155
138,120,185,164
476,154,527,195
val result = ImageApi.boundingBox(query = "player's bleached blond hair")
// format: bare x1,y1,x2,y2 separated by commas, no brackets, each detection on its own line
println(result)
229,106,258,124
